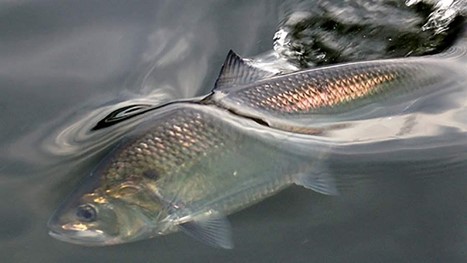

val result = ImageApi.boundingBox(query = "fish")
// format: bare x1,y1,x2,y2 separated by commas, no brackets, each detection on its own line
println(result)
208,49,465,133
48,102,336,248
48,47,466,248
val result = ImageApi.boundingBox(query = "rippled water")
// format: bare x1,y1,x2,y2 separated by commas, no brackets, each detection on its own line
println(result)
1,1,466,262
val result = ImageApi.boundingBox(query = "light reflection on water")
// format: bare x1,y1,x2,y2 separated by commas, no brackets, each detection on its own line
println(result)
0,1,466,262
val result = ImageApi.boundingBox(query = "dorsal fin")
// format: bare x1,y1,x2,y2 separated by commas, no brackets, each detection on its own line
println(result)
213,50,276,90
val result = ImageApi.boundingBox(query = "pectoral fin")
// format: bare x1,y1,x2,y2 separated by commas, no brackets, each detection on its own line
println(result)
153,191,234,248
179,215,233,249
293,163,339,195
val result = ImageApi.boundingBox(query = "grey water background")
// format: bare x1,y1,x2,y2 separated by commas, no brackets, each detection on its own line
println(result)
0,0,466,262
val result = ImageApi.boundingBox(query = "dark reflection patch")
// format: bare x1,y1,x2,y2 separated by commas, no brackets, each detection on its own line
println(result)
92,104,154,131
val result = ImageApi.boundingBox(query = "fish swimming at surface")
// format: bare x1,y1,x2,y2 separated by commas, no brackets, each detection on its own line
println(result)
48,46,467,248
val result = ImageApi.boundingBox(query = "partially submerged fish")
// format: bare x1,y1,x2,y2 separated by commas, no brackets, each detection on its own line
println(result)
48,103,334,248
209,50,465,132
48,47,466,248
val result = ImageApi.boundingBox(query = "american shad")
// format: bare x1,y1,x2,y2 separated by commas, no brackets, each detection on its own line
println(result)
48,48,465,248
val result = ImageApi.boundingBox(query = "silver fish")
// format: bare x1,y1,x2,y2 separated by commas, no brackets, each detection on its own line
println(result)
209,50,465,133
48,103,334,248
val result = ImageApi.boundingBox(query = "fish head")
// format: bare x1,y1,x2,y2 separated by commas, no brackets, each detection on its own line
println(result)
48,166,169,246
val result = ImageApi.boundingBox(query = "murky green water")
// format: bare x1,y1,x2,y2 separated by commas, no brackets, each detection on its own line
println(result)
0,1,466,262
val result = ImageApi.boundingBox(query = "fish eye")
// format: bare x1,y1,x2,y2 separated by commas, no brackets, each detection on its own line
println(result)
76,204,97,222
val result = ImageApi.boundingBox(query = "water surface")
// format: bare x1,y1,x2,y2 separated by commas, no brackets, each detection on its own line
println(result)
0,1,466,262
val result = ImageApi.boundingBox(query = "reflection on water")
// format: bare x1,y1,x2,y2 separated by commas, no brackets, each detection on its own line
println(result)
0,0,466,262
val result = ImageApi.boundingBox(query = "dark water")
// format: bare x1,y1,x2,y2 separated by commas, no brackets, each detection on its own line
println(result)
1,1,466,262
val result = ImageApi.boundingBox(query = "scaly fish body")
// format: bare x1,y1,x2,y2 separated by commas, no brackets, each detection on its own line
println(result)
210,52,462,131
106,104,297,215
48,103,328,247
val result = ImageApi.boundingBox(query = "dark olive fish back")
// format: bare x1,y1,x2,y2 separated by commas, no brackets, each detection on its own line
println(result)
100,106,239,189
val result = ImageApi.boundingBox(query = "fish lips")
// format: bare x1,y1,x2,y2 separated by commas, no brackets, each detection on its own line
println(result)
48,224,119,246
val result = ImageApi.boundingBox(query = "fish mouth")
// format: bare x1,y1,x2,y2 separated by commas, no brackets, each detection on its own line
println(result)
48,228,118,246
47,222,118,246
